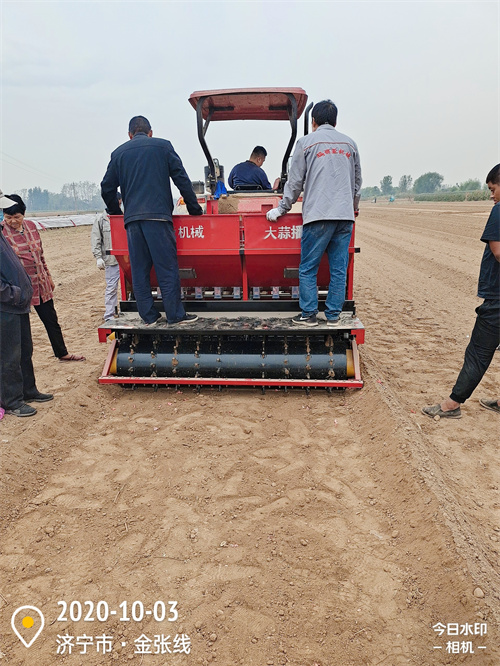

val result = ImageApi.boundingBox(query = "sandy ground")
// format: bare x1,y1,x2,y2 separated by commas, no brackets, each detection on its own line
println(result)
0,200,498,665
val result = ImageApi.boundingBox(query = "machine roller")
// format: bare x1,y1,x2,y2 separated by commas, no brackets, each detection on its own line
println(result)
111,333,354,381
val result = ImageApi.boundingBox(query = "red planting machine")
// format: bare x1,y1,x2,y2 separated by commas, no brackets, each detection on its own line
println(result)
97,88,364,390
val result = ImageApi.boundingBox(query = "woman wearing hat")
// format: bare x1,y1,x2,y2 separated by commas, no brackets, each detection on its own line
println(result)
2,194,85,362
0,189,53,417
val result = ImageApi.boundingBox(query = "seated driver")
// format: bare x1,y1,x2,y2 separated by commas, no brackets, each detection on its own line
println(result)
228,146,273,190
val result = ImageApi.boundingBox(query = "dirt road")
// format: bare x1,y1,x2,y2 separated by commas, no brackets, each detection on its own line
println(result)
0,201,498,665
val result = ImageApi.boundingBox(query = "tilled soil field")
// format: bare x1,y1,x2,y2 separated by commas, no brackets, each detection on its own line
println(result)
0,200,498,665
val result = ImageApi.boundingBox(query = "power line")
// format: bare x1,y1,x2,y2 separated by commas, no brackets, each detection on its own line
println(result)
0,151,62,184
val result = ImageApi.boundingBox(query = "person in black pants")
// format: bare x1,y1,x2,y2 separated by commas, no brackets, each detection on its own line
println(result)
2,195,85,362
101,115,202,325
0,190,53,417
423,163,500,419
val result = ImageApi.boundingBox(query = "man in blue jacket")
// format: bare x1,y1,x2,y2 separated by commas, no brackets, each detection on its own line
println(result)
228,146,273,190
0,190,53,417
101,116,203,325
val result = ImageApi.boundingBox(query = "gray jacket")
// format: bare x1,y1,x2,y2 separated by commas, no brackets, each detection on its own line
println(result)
278,124,362,224
91,211,118,267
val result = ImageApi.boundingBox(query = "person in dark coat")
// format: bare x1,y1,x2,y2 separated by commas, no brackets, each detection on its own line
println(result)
101,115,203,326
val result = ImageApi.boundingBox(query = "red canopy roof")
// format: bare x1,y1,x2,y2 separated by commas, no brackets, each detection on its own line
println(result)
188,88,308,121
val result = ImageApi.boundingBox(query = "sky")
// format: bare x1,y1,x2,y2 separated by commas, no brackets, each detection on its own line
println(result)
0,0,499,197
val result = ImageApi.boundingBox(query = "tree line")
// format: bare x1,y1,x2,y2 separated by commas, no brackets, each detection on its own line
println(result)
361,172,487,199
12,173,489,211
15,182,104,212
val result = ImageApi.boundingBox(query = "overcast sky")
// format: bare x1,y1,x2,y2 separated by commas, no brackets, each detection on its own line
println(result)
1,0,498,197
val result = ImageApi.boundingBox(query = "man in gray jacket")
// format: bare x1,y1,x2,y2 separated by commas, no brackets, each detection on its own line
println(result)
266,100,362,327
91,191,121,321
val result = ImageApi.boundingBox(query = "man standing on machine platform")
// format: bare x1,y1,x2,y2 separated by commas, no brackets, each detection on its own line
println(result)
101,115,202,326
266,100,362,327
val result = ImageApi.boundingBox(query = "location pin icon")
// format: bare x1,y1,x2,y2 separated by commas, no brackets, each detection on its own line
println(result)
11,606,45,648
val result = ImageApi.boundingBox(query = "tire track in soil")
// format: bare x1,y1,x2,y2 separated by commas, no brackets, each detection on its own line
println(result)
356,202,500,621
0,215,498,665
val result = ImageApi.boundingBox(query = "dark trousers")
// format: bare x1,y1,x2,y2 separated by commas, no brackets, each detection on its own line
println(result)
450,299,500,403
0,311,37,409
126,220,185,324
34,298,68,358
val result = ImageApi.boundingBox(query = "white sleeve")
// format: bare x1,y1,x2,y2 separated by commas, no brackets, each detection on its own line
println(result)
91,214,104,258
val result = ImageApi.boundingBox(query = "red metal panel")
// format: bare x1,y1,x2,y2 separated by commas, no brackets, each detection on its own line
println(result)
243,214,326,288
177,256,242,287
109,214,241,253
98,326,112,343
188,88,308,121
352,328,365,345
108,212,359,304
109,214,243,289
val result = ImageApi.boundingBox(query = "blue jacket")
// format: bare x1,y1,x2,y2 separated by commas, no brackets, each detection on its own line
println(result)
228,161,272,190
101,133,203,225
0,227,33,314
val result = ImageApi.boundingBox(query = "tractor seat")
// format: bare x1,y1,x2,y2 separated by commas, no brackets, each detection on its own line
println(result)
232,185,265,192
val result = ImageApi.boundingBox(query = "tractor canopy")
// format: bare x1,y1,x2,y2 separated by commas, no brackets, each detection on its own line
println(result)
188,88,308,121
188,88,309,193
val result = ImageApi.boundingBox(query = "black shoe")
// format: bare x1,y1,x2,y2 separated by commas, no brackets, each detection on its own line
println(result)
25,392,54,403
291,314,318,327
6,403,37,417
171,313,199,325
326,318,341,327
144,317,164,327
421,404,462,419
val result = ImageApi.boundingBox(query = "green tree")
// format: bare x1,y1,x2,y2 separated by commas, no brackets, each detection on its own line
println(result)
27,187,49,211
398,175,413,193
413,172,443,194
457,179,481,191
360,186,381,199
380,175,394,195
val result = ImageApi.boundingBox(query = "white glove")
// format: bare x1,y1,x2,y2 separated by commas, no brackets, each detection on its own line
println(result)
96,258,105,270
266,207,282,222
